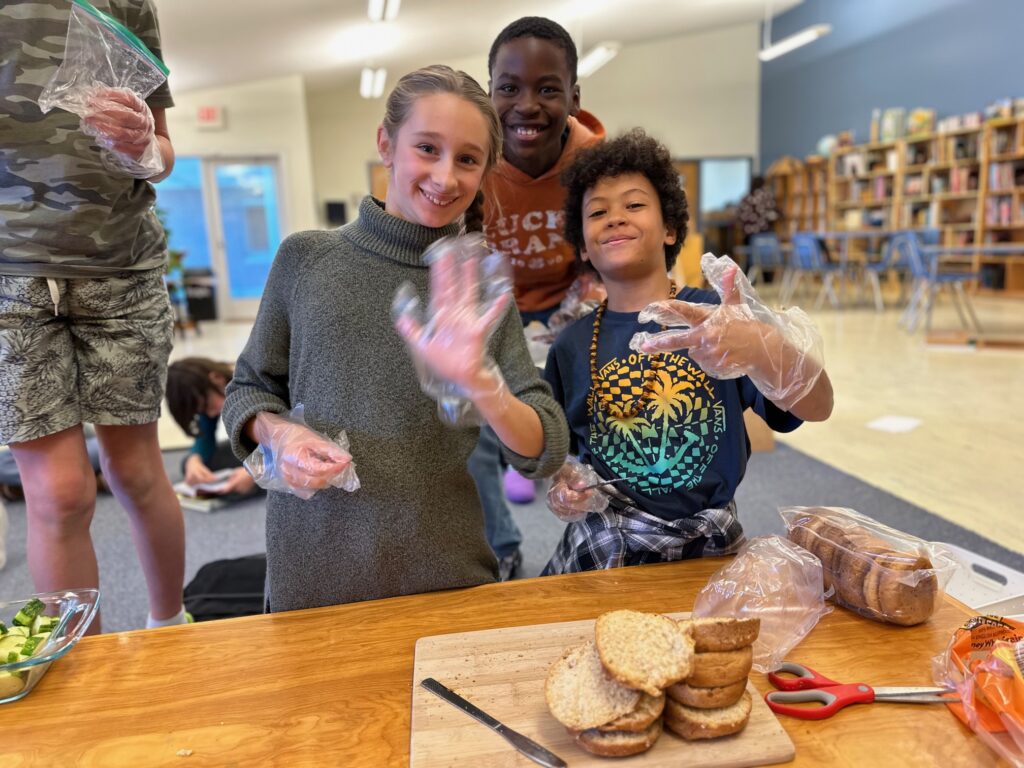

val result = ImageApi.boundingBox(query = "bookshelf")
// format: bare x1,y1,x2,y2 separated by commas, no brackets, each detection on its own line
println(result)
765,155,829,240
765,155,801,240
978,116,1024,294
770,114,1024,297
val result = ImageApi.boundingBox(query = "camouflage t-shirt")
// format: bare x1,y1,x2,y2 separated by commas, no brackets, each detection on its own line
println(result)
0,0,174,277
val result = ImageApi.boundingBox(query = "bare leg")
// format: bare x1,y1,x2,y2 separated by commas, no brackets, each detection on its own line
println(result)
94,422,184,623
10,425,101,633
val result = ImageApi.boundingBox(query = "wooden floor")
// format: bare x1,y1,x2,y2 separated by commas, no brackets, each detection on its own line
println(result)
163,288,1024,554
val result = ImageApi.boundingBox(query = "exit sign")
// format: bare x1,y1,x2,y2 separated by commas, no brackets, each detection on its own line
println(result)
196,105,226,130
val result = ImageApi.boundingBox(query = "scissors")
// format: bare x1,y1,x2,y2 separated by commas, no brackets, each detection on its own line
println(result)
764,662,958,720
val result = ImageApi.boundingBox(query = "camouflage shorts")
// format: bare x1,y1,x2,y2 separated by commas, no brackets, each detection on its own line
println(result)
0,269,173,444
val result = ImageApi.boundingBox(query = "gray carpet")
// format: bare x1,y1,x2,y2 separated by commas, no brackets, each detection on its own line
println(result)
1,444,1020,633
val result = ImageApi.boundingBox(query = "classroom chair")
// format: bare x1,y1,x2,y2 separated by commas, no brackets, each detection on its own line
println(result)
894,232,981,333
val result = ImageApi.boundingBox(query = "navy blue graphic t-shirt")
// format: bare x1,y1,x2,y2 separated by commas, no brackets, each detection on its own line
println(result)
543,286,802,521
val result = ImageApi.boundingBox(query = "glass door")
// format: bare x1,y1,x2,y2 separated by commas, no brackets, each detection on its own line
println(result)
205,159,284,320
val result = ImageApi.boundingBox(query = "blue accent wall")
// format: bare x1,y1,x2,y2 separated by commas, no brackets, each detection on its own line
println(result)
761,0,1023,168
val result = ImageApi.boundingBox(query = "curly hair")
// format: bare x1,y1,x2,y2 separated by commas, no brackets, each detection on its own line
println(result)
561,128,688,273
487,16,578,84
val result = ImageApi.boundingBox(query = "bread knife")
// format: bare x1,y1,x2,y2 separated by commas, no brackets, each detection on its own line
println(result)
420,677,567,767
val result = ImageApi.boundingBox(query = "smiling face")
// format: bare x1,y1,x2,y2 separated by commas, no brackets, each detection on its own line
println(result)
490,37,580,178
377,92,491,228
581,172,676,282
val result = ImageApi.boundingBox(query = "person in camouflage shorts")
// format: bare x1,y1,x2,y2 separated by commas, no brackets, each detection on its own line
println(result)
0,0,188,631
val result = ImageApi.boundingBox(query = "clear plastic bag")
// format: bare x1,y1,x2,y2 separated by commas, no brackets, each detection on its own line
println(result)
933,616,1024,767
38,0,169,178
781,505,957,626
392,233,512,426
692,535,832,672
631,253,824,411
243,405,360,501
546,275,603,338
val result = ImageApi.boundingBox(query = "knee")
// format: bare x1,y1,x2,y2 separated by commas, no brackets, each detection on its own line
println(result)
100,453,166,502
25,469,96,531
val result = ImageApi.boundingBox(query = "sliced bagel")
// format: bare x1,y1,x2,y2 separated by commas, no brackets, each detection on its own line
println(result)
595,610,694,696
685,617,761,652
597,692,665,733
666,679,747,709
687,645,754,688
545,641,641,731
575,717,663,757
664,691,752,740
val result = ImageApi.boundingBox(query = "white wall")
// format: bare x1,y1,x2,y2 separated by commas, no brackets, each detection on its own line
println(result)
583,23,760,161
305,23,761,224
165,74,318,234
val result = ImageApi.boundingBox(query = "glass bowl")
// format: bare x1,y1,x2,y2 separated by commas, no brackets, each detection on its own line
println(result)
0,588,100,704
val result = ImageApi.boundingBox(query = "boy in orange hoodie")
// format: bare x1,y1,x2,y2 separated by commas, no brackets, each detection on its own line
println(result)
468,17,605,570
485,17,606,325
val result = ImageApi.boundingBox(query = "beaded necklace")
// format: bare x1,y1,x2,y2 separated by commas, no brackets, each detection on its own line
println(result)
588,280,677,419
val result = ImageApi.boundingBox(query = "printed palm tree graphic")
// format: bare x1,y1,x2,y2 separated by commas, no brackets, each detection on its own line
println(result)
600,368,702,483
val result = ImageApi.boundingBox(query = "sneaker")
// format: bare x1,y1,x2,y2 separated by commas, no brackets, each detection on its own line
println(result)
0,483,24,503
503,467,535,504
498,549,523,582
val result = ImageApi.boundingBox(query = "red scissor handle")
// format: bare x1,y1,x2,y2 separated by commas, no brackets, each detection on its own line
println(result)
766,683,876,720
768,662,844,691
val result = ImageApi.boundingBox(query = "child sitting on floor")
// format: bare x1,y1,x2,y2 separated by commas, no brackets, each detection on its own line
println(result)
542,129,833,573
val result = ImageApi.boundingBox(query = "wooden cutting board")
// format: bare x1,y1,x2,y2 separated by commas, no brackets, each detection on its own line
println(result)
410,612,795,767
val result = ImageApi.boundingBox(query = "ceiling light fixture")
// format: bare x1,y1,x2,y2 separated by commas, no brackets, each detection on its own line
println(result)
577,41,620,78
360,67,387,99
367,0,400,22
759,1,831,62
759,23,831,61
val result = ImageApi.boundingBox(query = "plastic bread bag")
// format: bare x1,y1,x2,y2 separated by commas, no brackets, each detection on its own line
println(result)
546,456,612,522
933,616,1024,767
38,0,168,178
780,506,957,626
692,535,832,672
631,253,824,411
243,405,360,501
392,233,512,427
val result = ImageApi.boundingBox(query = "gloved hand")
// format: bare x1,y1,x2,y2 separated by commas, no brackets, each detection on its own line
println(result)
80,87,163,177
393,234,514,425
546,457,612,523
630,253,824,411
244,406,359,500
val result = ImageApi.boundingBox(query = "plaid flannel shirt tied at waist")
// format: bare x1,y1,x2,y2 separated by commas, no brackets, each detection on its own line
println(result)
542,492,745,575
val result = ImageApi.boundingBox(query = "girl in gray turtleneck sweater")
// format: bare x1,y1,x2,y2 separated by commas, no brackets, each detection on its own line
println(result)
222,66,568,612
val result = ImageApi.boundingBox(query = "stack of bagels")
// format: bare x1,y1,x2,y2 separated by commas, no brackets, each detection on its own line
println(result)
545,609,760,758
787,507,938,626
664,616,760,740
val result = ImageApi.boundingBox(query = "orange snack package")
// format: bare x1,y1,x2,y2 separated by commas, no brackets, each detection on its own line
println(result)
934,615,1024,766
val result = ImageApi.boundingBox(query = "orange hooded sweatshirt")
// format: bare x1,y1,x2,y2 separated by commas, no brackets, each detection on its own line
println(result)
483,110,605,314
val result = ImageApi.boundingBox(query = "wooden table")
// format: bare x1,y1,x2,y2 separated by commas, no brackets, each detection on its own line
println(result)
0,558,998,767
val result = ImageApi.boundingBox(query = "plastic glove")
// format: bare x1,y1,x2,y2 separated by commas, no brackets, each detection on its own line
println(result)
393,234,513,426
630,253,824,411
546,456,612,522
243,405,360,500
80,87,163,178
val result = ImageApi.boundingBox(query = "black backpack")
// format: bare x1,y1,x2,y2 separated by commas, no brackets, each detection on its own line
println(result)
183,554,266,621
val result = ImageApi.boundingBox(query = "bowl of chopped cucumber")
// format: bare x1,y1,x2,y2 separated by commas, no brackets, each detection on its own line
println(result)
0,589,100,704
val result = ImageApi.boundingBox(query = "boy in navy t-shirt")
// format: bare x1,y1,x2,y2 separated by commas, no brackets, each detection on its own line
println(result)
542,129,834,573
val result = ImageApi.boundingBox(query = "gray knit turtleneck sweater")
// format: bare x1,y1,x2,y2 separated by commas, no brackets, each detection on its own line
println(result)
222,196,569,612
